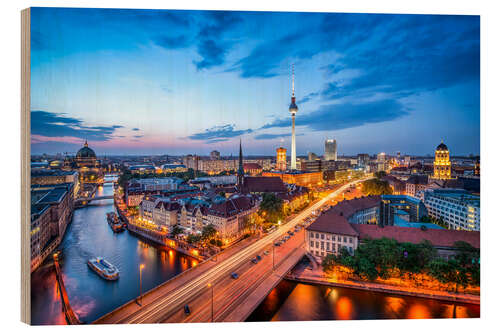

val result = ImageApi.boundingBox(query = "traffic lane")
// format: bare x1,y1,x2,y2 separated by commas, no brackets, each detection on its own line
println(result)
161,228,304,323
187,253,274,323
125,232,275,323
182,230,305,323
164,247,274,323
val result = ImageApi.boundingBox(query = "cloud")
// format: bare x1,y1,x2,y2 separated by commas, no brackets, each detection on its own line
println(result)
154,35,190,49
151,11,242,71
193,11,241,70
31,110,121,141
188,124,252,143
297,92,319,105
261,99,409,132
232,13,479,104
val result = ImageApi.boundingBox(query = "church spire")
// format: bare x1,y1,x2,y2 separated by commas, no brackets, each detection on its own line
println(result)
237,138,244,188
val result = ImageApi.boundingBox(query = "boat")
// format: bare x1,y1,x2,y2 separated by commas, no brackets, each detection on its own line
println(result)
106,212,124,233
87,257,119,280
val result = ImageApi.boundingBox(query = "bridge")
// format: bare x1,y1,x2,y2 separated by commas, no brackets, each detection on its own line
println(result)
93,179,367,324
74,195,114,205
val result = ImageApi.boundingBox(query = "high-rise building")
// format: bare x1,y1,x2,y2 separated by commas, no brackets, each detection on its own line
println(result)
357,154,370,167
210,150,220,160
324,139,337,161
377,152,386,162
433,141,451,180
276,147,287,171
289,65,298,170
183,155,200,171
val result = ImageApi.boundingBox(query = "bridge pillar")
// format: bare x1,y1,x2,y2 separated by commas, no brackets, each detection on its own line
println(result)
305,251,319,270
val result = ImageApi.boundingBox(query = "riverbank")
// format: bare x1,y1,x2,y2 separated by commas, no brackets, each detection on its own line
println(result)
285,266,480,305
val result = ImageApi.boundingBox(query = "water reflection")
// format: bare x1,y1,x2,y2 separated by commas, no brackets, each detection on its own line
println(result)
247,280,480,322
31,177,196,325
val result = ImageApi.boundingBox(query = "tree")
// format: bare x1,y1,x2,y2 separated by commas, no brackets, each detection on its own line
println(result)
201,224,217,241
322,254,337,273
186,234,201,244
374,171,387,179
361,179,393,196
171,225,183,237
259,193,284,224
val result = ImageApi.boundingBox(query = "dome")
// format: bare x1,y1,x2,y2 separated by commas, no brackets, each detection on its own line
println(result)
76,140,96,158
436,141,448,151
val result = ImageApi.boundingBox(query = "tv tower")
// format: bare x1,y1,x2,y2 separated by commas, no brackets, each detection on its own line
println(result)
289,64,298,170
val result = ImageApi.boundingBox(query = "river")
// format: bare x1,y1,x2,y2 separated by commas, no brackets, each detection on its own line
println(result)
30,176,199,325
31,176,480,324
247,279,480,321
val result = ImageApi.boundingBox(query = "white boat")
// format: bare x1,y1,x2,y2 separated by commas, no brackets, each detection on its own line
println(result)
87,257,119,281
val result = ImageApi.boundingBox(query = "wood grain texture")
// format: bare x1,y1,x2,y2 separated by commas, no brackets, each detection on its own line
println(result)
21,7,31,325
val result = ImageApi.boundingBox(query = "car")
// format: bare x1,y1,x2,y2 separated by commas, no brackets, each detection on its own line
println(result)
274,242,281,247
231,272,239,279
290,231,295,236
256,255,262,261
184,305,191,315
263,250,270,255
251,258,258,264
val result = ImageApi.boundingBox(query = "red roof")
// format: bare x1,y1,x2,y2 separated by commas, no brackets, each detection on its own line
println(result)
330,195,381,217
242,176,287,193
307,212,359,236
207,195,256,218
307,196,380,236
352,224,480,249
243,163,262,170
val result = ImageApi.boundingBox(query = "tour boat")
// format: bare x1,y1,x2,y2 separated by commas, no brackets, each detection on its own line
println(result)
87,257,119,280
106,212,124,233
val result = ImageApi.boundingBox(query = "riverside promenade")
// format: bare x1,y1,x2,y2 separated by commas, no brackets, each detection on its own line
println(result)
53,256,82,324
285,265,480,305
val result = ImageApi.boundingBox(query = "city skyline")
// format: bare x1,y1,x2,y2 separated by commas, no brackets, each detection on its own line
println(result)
31,9,479,156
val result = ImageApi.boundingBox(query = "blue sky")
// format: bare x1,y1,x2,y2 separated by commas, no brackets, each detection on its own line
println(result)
30,8,480,156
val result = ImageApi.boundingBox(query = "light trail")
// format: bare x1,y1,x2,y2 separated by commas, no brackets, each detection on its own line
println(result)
122,178,368,323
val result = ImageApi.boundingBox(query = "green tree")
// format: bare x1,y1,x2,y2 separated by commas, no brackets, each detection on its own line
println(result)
259,193,284,224
117,169,133,189
201,224,217,241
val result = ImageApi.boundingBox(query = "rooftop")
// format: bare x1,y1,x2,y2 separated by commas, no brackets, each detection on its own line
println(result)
352,224,479,249
242,176,287,193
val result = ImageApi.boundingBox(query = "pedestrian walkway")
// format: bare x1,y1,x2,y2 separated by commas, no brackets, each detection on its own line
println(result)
286,266,480,305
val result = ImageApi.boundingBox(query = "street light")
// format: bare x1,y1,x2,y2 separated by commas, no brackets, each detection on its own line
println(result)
207,283,214,322
139,264,145,306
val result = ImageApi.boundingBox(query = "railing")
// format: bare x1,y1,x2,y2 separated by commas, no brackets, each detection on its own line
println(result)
53,257,82,324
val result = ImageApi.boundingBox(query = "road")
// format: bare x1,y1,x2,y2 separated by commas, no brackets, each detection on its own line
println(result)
100,178,367,324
